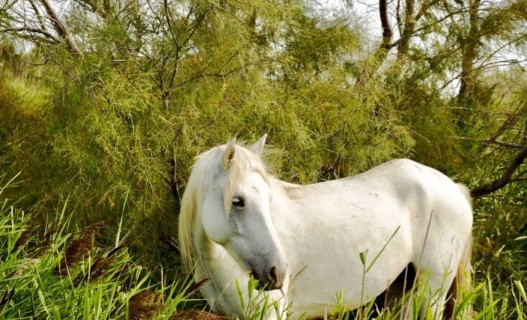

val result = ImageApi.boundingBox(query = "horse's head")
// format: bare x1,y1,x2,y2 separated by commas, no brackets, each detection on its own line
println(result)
198,135,287,290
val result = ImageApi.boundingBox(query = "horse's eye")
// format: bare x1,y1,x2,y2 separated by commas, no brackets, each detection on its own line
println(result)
232,196,245,208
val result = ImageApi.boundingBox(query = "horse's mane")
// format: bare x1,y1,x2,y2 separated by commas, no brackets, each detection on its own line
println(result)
178,140,270,270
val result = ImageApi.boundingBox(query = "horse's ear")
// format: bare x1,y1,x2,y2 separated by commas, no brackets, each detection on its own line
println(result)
222,139,236,169
250,134,267,156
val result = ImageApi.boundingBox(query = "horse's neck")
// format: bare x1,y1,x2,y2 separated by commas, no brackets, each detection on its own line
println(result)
192,220,246,284
270,179,310,218
192,222,248,315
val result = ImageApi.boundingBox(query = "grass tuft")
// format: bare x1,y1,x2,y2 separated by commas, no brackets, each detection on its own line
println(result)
0,191,195,319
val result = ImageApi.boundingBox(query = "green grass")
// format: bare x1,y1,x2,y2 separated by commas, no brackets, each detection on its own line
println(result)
1,179,525,319
0,195,195,319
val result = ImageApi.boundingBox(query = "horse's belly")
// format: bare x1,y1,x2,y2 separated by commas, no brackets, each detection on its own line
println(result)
285,222,413,318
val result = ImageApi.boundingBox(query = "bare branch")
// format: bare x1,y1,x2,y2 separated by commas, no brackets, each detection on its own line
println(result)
457,137,526,149
489,104,525,142
471,142,527,198
159,4,212,106
74,0,112,19
356,0,394,84
28,0,47,31
39,0,83,56
178,6,211,52
490,140,526,149
2,27,59,43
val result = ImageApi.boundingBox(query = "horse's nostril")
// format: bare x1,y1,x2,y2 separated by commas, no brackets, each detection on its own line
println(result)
268,266,277,283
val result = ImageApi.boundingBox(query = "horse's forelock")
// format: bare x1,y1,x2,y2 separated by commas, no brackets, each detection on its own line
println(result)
222,145,269,214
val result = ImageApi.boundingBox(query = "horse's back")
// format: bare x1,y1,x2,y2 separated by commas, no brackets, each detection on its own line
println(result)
358,158,471,215
376,159,473,225
359,158,473,249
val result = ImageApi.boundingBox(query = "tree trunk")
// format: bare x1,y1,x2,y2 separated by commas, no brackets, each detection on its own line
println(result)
457,0,480,104
396,0,415,58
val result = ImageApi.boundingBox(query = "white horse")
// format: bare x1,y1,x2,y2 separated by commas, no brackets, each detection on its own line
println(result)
178,135,472,319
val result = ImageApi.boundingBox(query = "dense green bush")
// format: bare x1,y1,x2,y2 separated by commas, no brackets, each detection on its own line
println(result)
0,5,417,263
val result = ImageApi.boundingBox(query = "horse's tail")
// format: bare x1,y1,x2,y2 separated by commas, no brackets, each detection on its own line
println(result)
458,232,473,291
457,183,472,207
456,183,473,295
454,233,473,319
445,184,473,319
444,236,473,320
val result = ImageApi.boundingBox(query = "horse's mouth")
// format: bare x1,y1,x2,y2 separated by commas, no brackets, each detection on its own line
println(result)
250,270,266,290
250,269,282,291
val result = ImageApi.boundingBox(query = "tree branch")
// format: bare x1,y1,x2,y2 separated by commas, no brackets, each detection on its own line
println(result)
356,0,393,84
28,0,47,31
471,142,527,198
457,137,525,149
397,0,414,56
39,0,83,56
379,0,393,50
2,27,59,43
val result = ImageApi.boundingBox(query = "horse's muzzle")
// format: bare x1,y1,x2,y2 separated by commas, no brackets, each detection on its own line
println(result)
251,266,284,291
